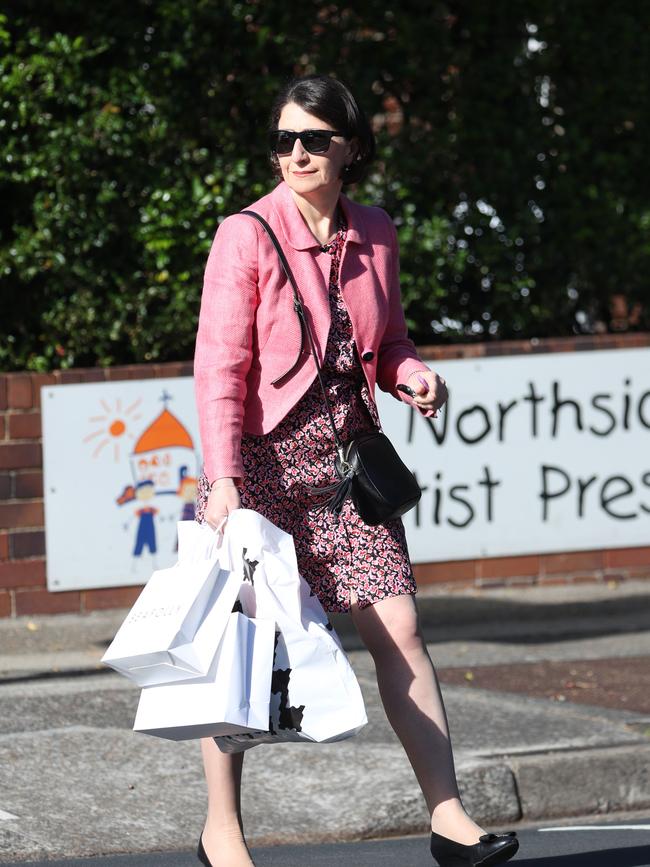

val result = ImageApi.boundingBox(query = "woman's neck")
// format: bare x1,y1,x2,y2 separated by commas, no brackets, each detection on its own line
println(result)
289,185,342,246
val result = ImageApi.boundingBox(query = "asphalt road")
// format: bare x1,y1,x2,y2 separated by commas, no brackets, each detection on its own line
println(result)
3,819,650,866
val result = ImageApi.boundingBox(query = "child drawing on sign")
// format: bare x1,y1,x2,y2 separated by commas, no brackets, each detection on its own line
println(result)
117,479,159,571
174,467,198,551
177,467,198,522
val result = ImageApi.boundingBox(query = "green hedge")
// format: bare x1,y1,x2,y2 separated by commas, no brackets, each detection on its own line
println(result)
1,1,648,371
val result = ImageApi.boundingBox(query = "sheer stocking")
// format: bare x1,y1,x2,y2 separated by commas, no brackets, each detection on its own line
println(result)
350,591,486,846
200,738,255,866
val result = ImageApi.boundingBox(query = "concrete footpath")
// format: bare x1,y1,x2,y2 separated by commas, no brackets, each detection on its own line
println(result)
0,580,649,863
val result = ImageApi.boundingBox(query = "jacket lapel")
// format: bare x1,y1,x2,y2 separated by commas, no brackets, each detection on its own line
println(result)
267,181,379,371
270,181,366,249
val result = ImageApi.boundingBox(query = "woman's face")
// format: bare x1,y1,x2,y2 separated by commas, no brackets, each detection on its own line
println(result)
275,102,357,197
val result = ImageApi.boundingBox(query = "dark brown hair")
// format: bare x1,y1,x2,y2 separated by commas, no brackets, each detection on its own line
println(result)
268,74,375,185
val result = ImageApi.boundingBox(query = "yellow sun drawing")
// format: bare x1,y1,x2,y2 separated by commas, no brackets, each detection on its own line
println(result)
83,396,143,461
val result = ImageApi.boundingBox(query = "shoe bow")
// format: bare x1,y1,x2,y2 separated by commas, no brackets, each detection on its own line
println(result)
479,831,517,842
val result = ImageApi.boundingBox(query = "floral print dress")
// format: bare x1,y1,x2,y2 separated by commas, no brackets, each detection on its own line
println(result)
195,214,417,612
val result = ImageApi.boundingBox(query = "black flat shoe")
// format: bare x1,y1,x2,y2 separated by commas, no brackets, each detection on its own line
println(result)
430,829,519,866
197,834,214,867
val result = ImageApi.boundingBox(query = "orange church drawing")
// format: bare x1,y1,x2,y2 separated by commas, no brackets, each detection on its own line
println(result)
114,390,199,565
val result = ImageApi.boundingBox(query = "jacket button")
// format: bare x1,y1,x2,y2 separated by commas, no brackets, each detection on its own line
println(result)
361,350,374,362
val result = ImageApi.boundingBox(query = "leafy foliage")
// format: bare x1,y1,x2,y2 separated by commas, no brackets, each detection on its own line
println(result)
1,1,648,371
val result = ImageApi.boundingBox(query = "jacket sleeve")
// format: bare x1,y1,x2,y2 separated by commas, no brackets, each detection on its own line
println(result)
375,212,436,419
193,214,259,485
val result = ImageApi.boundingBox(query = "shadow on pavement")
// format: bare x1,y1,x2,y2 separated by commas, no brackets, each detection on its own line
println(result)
513,845,650,865
329,590,650,650
77,582,650,656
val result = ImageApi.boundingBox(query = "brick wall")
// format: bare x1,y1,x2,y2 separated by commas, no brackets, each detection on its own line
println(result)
1,336,649,617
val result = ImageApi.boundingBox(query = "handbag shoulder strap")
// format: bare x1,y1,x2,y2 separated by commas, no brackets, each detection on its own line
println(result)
240,209,344,453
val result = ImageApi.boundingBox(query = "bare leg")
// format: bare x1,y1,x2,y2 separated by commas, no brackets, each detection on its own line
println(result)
200,738,255,866
350,591,486,845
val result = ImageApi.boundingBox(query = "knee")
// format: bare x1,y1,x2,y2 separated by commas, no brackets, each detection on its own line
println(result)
361,606,425,664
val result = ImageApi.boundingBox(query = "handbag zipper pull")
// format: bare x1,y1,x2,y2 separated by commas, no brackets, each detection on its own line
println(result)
336,444,351,474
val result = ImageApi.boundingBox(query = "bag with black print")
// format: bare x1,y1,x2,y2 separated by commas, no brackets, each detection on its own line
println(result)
213,508,368,753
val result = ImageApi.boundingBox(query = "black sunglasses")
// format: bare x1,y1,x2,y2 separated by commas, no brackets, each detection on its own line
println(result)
269,128,348,156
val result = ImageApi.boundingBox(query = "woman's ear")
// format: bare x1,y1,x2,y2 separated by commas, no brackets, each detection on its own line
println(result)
347,136,360,165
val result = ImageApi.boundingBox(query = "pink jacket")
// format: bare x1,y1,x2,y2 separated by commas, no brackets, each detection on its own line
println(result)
194,180,433,484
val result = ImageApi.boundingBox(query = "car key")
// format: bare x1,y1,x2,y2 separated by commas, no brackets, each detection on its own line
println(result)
396,383,417,398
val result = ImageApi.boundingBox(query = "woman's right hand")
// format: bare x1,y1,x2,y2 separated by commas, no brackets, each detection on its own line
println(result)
204,482,241,537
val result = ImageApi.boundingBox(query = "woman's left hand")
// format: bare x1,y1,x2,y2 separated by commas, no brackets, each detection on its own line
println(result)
406,369,448,416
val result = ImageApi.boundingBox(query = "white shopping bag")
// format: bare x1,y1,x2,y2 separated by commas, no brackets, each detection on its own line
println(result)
211,509,368,753
102,521,241,686
133,611,275,741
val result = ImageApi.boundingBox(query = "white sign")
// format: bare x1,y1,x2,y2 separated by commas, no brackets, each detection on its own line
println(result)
42,347,650,590
379,347,650,562
42,379,201,591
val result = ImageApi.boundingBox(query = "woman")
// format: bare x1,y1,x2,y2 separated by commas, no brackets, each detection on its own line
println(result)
193,74,519,867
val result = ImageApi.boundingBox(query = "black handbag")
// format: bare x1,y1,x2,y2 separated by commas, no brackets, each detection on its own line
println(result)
241,209,422,527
